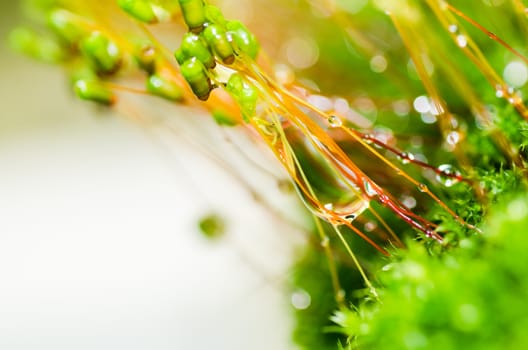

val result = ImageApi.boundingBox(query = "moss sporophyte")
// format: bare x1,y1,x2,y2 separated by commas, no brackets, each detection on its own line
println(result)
10,0,528,348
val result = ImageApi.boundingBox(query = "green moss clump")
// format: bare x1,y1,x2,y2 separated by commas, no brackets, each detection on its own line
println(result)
330,192,528,349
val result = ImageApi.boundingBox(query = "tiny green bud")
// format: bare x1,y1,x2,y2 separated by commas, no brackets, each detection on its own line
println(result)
178,0,206,33
118,0,157,23
174,47,186,65
135,45,158,74
74,79,116,105
202,24,234,65
179,32,215,69
204,5,226,25
146,74,184,101
81,31,122,75
226,20,259,60
9,27,65,63
180,57,212,100
226,73,257,122
48,8,88,45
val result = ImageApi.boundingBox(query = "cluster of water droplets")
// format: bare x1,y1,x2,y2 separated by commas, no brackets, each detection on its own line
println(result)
399,151,415,164
435,164,461,187
448,23,468,48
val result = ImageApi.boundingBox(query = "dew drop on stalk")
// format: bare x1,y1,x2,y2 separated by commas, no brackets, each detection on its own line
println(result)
418,183,428,192
327,115,343,128
446,131,460,146
363,179,378,198
363,134,374,144
495,84,505,98
456,34,467,48
448,24,458,33
320,236,330,248
436,164,461,187
425,229,438,240
399,151,415,164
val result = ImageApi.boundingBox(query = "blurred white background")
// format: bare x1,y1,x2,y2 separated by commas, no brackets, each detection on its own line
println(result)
0,3,305,349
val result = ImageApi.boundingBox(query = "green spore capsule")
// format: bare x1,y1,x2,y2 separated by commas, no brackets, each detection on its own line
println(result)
146,74,184,101
9,27,65,63
48,8,88,45
118,0,157,23
178,32,215,69
202,24,234,64
174,47,186,65
178,0,206,33
80,31,122,75
135,45,158,74
204,5,226,25
73,79,116,105
180,57,212,100
69,64,99,86
226,73,257,122
226,20,259,60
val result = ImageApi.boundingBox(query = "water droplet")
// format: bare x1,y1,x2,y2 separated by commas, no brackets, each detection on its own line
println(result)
320,236,330,248
418,183,428,192
446,131,460,146
291,289,311,310
381,263,394,272
363,179,378,197
425,229,435,238
448,24,458,33
400,152,415,164
324,203,334,211
436,164,461,187
456,34,467,48
495,84,505,98
327,115,343,128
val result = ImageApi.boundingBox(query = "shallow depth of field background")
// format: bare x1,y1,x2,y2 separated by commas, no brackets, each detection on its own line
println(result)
0,1,301,349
